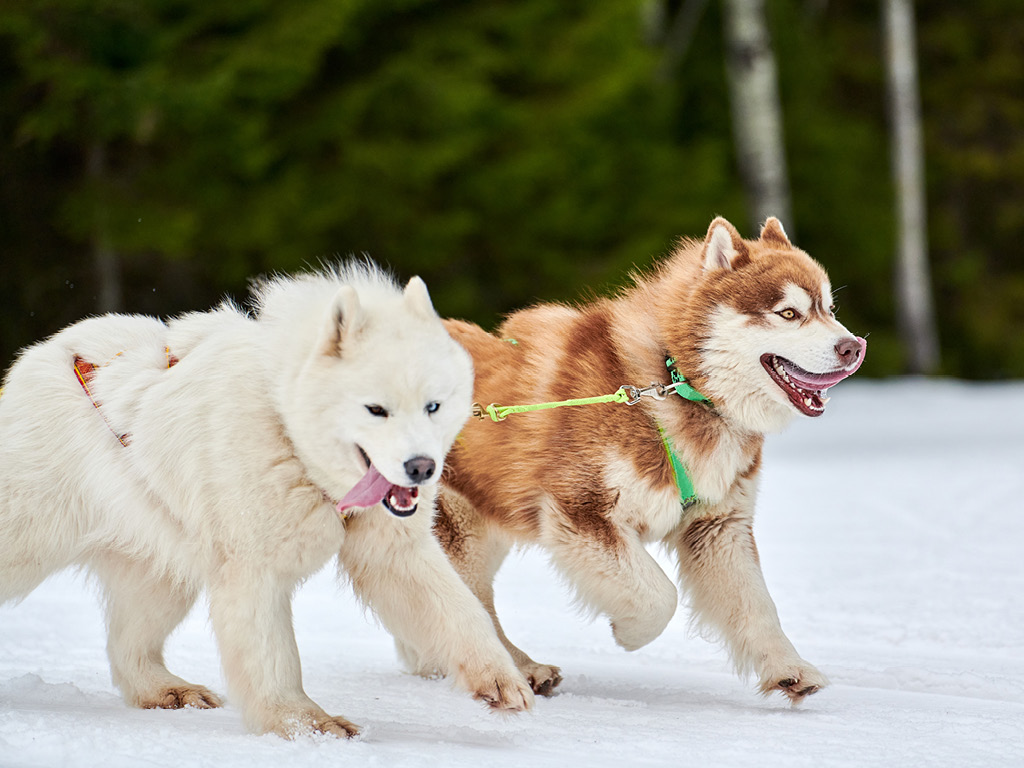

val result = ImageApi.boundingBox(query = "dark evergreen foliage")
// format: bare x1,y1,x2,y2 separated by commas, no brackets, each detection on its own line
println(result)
1,1,1021,377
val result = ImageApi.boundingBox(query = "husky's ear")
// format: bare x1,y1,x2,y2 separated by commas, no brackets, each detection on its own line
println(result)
701,217,750,272
760,216,792,248
317,285,363,357
403,276,439,320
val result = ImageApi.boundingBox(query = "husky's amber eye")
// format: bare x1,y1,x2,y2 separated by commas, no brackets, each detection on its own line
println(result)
365,404,389,418
776,308,800,320
426,401,440,415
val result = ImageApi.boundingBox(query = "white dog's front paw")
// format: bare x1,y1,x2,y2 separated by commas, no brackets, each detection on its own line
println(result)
757,659,829,704
264,707,362,739
135,683,222,710
308,714,362,739
395,638,444,679
462,665,534,713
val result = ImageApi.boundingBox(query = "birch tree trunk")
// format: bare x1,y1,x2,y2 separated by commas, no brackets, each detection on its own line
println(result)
722,0,793,233
87,141,123,314
883,0,940,373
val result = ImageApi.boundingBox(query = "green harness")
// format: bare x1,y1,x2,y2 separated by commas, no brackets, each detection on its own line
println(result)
660,356,713,508
473,355,713,510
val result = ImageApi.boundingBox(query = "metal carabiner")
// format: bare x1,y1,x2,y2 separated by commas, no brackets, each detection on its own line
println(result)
620,385,642,405
621,383,670,405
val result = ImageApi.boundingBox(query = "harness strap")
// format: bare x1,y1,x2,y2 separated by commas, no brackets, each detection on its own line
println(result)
473,389,630,422
471,356,712,509
657,421,699,508
74,356,132,447
73,348,178,447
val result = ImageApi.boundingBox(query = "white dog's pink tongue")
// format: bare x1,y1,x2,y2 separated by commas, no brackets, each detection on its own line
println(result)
336,465,392,514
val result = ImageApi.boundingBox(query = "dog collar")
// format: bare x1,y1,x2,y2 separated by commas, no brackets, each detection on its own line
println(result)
664,356,713,406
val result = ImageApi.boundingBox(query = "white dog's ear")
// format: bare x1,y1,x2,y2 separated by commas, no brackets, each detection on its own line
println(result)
701,216,750,272
318,285,363,357
403,276,438,319
760,216,792,248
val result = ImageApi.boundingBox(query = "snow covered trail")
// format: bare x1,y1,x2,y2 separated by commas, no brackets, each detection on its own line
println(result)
2,381,1022,767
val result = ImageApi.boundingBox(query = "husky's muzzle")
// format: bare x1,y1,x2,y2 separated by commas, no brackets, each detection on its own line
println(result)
761,336,866,416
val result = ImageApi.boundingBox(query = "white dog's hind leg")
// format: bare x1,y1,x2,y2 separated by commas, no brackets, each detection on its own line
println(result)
0,523,70,605
340,509,534,713
0,471,82,605
207,564,359,738
93,552,221,709
671,506,828,703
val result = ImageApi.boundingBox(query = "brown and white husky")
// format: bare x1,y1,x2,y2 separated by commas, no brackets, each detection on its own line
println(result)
430,216,865,703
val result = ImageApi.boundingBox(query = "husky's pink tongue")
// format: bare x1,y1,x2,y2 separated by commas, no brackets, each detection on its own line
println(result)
788,336,868,390
336,465,393,514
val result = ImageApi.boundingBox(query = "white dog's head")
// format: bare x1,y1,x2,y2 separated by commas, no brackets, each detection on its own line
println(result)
264,267,473,517
670,217,865,434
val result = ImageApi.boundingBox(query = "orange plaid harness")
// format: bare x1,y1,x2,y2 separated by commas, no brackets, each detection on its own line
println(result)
73,348,179,447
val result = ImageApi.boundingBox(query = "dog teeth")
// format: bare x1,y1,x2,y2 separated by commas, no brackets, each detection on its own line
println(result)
803,395,825,412
773,358,791,384
771,356,827,411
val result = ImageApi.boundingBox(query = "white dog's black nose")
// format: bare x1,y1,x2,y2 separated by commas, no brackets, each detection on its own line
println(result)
404,456,436,484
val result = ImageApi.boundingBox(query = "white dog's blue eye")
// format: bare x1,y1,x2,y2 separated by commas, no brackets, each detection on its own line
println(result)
426,401,440,415
366,404,389,418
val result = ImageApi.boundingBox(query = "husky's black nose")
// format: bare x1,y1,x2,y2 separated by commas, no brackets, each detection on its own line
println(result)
835,337,863,366
404,456,436,484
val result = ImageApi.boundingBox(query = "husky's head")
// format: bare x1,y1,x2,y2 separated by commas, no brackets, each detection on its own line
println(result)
265,268,473,517
670,217,865,434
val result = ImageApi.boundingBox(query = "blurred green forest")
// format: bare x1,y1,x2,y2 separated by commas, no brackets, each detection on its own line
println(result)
1,0,1022,377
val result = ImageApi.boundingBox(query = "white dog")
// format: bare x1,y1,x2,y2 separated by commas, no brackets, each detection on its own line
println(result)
0,264,533,737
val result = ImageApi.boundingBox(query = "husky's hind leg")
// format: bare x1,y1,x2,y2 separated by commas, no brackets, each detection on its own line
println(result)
92,552,222,710
670,503,828,704
434,489,562,695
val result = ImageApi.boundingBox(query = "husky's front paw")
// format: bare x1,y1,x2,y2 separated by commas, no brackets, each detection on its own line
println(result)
608,581,677,651
520,662,562,697
466,668,534,712
758,660,829,704
610,609,674,651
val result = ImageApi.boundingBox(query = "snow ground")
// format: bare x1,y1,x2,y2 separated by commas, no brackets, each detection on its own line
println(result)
2,379,1022,767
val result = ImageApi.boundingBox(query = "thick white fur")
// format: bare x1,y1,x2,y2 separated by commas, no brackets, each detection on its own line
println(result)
0,265,532,738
